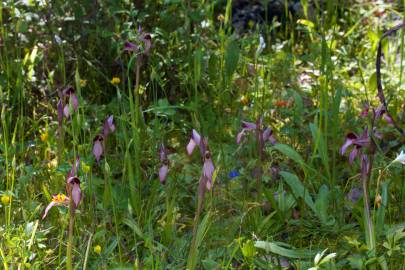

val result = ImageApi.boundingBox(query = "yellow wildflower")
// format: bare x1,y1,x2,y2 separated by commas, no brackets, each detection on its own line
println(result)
110,77,121,85
53,194,67,203
82,162,90,174
40,132,48,142
1,195,10,205
80,79,87,87
240,95,249,105
48,159,58,169
217,14,225,22
94,245,102,254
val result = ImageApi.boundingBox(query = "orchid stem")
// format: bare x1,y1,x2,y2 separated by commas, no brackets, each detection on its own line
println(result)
67,190,75,270
187,185,205,270
362,155,375,251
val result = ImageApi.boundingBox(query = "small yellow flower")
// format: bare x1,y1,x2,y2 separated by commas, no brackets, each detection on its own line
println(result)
40,132,48,142
52,194,67,203
48,159,58,169
110,77,121,85
80,79,87,87
217,14,225,22
240,95,249,105
82,162,90,174
94,245,102,254
1,195,10,205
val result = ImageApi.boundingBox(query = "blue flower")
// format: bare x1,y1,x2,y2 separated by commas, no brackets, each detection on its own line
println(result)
229,170,239,179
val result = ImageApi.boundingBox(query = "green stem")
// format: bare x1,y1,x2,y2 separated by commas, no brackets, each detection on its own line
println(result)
362,155,375,251
66,191,75,270
187,182,205,270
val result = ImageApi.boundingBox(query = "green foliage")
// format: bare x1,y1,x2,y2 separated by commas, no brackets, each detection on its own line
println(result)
0,0,404,269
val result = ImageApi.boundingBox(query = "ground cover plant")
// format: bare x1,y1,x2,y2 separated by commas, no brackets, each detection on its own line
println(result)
0,0,404,269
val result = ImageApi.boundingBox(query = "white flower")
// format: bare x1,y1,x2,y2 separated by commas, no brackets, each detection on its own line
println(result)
256,35,266,56
393,151,405,165
201,20,210,29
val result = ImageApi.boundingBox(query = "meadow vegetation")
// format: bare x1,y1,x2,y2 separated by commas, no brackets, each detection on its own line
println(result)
0,0,404,269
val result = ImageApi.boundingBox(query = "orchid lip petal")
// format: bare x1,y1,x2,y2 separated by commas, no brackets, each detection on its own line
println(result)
71,183,81,208
191,129,201,145
384,114,394,125
103,115,116,137
42,201,56,219
63,104,70,118
71,94,79,112
241,121,256,130
124,41,139,52
203,158,215,185
187,129,202,155
340,138,354,155
93,139,103,163
159,165,169,184
349,148,358,165
62,86,75,96
236,130,245,144
263,127,274,142
186,138,197,155
268,134,276,145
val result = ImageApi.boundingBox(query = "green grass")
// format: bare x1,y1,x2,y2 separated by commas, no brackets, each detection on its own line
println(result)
0,0,404,269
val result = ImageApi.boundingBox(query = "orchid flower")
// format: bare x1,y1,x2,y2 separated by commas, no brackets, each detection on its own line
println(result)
103,115,116,137
93,115,116,163
360,102,394,125
43,157,82,219
93,134,104,163
158,143,169,184
61,87,79,119
340,127,370,165
123,27,152,57
123,41,139,52
187,129,215,191
67,176,81,208
236,117,276,145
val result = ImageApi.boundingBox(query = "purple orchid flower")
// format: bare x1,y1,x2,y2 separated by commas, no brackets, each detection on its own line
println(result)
123,27,152,57
43,157,82,219
123,41,139,52
360,102,394,125
67,176,81,208
340,127,370,165
93,134,104,163
158,143,169,184
93,115,116,164
61,87,79,119
187,129,215,191
374,105,394,125
103,115,116,137
236,117,276,145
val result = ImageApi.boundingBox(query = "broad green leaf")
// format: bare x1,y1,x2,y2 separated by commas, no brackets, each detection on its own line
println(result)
255,241,315,259
273,144,305,167
280,171,316,213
